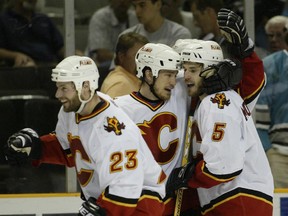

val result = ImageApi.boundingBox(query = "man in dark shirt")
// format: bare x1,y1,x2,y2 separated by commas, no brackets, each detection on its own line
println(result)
0,0,64,67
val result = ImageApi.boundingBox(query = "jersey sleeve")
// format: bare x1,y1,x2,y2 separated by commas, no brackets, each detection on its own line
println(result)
31,133,74,167
236,51,265,109
188,95,245,188
96,188,139,216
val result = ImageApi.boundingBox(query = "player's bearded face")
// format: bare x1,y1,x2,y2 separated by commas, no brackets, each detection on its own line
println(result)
153,70,178,100
183,62,203,97
55,82,81,112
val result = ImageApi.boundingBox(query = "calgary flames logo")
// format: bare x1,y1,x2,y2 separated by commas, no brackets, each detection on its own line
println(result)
104,116,125,135
210,93,230,109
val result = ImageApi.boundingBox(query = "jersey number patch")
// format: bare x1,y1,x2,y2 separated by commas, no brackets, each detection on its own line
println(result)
110,150,138,173
68,133,138,187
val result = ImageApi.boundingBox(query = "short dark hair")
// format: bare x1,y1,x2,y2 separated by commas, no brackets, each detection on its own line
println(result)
115,32,149,65
190,0,224,13
132,0,160,4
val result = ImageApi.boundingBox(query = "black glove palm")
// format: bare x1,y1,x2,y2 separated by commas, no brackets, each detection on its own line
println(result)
217,8,254,59
166,162,195,198
200,59,242,94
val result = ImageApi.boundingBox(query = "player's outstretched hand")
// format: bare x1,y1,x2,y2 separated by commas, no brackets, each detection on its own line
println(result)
4,128,42,165
79,197,106,216
166,162,195,197
200,59,242,94
217,8,254,59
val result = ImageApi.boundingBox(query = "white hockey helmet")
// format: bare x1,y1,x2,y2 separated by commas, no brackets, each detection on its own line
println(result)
52,55,99,93
135,43,181,78
52,55,99,113
172,39,199,54
180,40,224,69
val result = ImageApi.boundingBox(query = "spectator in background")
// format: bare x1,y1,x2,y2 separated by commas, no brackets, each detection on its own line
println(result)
0,0,64,67
100,32,148,98
190,0,285,59
190,0,224,43
87,0,138,66
283,0,288,16
264,15,288,53
189,0,259,61
253,0,285,55
120,0,191,47
255,31,288,188
109,0,191,71
161,0,201,38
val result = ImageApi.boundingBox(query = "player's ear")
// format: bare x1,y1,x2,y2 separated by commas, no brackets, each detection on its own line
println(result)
144,69,153,84
155,0,162,10
80,81,92,100
117,52,125,65
83,81,90,89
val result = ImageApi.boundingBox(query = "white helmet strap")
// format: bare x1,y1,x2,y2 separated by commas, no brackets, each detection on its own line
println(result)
76,90,95,113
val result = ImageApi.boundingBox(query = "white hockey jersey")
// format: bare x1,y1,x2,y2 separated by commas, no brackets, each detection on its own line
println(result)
54,92,166,201
114,78,190,177
189,90,274,215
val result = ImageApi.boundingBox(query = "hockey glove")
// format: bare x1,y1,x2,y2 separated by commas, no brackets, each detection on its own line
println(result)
79,197,106,216
166,162,195,198
200,59,242,94
217,8,254,59
5,128,42,166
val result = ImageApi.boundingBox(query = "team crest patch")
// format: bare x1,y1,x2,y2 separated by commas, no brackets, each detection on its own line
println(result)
104,116,125,135
210,93,230,109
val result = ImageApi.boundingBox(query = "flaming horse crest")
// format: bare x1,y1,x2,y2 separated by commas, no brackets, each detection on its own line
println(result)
104,116,126,135
210,93,230,109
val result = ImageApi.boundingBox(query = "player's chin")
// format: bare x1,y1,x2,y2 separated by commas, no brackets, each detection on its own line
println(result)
62,104,75,113
187,87,198,97
63,106,73,113
160,92,172,100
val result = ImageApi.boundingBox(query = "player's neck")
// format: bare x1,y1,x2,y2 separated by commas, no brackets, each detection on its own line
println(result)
199,93,207,101
139,84,159,101
79,94,101,116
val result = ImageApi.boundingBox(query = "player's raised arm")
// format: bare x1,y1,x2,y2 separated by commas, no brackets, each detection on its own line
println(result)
217,8,265,108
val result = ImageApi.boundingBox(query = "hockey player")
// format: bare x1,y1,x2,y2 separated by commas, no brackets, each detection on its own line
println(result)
114,9,266,216
4,55,166,216
166,40,274,216
115,43,203,216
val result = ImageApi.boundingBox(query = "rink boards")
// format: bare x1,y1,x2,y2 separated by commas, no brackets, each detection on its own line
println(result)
0,190,287,215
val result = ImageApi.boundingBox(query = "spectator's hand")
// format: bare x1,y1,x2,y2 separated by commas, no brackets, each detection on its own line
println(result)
217,8,254,59
14,52,36,67
4,128,42,165
200,59,242,94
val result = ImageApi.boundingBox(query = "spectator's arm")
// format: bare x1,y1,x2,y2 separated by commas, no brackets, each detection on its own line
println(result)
0,48,35,67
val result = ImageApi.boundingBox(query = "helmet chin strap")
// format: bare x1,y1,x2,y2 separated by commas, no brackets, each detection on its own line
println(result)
76,91,95,114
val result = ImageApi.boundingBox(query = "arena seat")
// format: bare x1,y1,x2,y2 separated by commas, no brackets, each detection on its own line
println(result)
0,100,19,165
24,99,61,136
0,66,40,90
